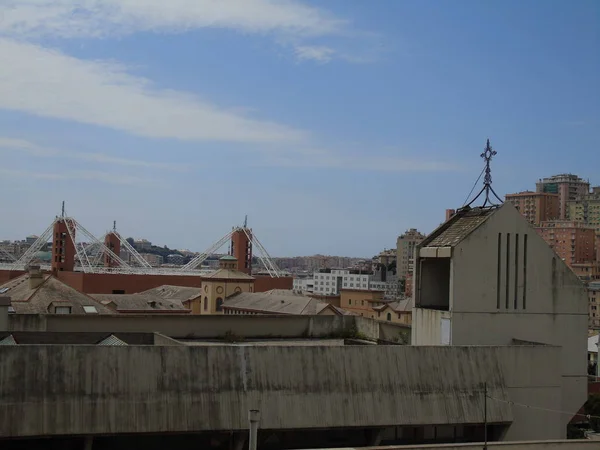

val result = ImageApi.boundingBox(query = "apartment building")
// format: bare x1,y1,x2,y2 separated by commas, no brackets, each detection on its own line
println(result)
568,186,600,259
140,253,164,267
535,221,596,267
396,228,425,280
588,282,600,329
293,270,371,296
536,174,590,220
505,191,559,225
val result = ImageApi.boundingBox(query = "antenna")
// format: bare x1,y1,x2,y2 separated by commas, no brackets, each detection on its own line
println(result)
61,201,65,218
465,139,504,208
244,215,248,228
113,220,117,233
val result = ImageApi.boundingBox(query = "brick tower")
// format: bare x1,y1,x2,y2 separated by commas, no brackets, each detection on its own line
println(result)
51,218,75,273
231,228,252,275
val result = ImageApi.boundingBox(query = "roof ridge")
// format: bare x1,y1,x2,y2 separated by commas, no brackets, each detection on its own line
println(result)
26,273,52,302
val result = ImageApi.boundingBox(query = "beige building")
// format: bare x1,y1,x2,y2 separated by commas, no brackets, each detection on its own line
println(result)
411,202,588,440
195,255,254,314
372,299,411,325
340,289,411,324
396,228,425,280
505,190,559,225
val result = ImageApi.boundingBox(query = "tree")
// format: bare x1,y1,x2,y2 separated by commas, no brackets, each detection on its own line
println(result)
584,393,600,432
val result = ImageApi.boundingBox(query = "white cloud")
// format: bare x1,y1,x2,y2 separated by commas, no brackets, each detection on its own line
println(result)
0,168,146,185
294,45,335,63
0,137,189,171
0,0,344,39
0,39,306,143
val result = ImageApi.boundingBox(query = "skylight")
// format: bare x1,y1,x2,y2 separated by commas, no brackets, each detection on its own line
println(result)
83,306,98,314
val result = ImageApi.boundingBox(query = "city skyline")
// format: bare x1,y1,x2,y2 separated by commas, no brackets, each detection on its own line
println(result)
0,1,598,255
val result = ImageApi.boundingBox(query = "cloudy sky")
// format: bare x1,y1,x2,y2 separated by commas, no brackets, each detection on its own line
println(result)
0,0,598,256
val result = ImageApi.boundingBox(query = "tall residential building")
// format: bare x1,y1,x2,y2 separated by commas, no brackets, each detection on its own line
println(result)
535,221,596,267
504,191,560,225
396,228,425,279
568,186,600,259
536,174,590,220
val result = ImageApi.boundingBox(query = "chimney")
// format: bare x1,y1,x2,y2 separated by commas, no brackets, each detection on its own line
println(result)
0,297,10,331
28,265,44,290
445,209,456,222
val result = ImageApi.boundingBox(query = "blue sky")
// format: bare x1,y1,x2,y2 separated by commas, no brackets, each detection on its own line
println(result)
0,0,598,257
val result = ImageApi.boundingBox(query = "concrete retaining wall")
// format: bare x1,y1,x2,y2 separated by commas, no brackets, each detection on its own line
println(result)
0,345,560,440
8,314,410,342
300,440,599,450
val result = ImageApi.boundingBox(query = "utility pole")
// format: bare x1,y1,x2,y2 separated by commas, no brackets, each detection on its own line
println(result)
248,409,260,450
483,382,488,450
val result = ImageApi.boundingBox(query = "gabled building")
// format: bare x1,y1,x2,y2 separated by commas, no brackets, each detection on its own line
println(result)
411,202,588,439
0,266,112,315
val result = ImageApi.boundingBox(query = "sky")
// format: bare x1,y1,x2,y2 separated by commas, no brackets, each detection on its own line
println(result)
0,0,599,257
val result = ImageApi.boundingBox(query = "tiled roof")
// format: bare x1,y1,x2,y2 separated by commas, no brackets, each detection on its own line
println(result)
372,299,412,313
203,268,254,281
90,293,188,312
422,206,499,248
223,289,338,315
138,285,202,302
0,274,113,314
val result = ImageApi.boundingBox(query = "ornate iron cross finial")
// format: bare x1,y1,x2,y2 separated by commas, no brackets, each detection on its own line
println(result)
464,139,503,208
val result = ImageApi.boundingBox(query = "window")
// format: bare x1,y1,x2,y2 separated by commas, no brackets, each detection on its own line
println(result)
216,298,224,312
361,300,364,306
349,299,352,305
112,290,125,294
204,297,208,311
83,306,98,314
386,312,391,321
55,306,72,314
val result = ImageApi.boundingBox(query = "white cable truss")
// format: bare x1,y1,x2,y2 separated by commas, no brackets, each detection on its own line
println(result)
181,229,235,271
112,231,152,268
71,219,134,273
242,228,282,278
9,218,58,271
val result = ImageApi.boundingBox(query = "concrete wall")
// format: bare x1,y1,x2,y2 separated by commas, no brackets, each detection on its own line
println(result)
57,271,203,294
0,270,26,284
9,314,409,341
254,276,293,292
449,204,588,429
299,441,600,450
0,345,560,439
412,204,588,438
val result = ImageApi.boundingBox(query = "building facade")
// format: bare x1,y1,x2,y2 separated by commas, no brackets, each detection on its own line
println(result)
411,203,588,440
536,174,590,220
396,228,425,280
568,186,600,259
535,221,596,267
505,191,560,225
589,282,600,328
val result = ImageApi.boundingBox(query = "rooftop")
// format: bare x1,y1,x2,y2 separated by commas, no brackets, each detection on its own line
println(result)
203,268,254,281
223,289,342,315
0,273,113,314
90,293,189,313
421,206,499,248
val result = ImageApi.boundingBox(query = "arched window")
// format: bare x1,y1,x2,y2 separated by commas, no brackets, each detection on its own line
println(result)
386,312,392,321
216,298,224,312
204,297,208,311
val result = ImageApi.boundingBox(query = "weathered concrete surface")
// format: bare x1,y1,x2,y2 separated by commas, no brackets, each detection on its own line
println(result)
8,314,411,343
0,345,524,438
298,440,599,450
